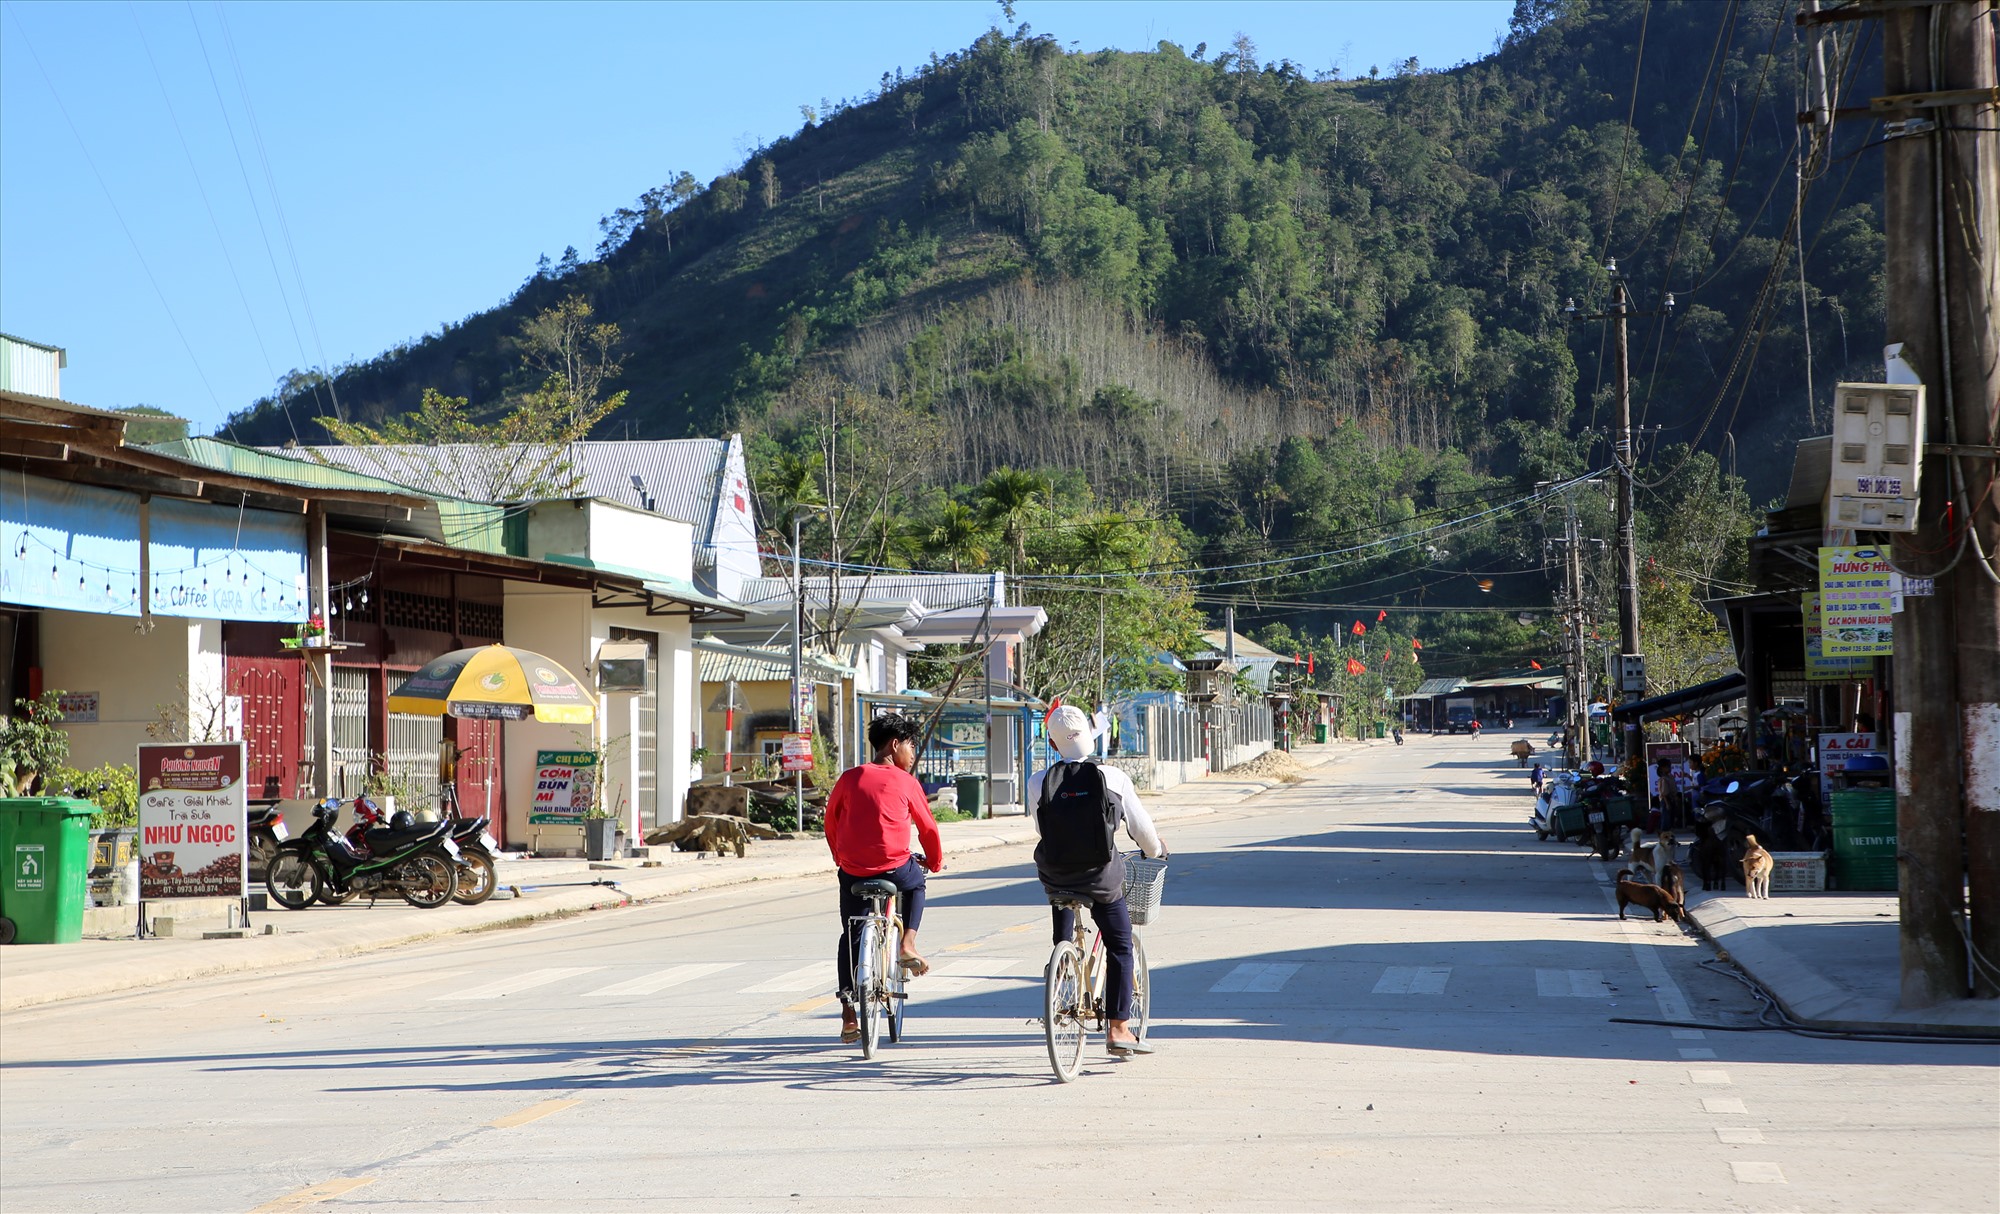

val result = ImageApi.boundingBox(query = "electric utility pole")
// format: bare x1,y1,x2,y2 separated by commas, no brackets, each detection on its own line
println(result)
1611,274,1644,765
1866,0,1999,1004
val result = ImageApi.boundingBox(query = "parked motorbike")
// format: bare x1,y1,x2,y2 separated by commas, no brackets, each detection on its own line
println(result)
342,794,501,905
265,799,460,909
248,802,287,879
1392,728,1405,746
1698,768,1820,860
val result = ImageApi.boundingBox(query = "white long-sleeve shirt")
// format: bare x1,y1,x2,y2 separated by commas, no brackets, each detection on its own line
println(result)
1026,761,1164,859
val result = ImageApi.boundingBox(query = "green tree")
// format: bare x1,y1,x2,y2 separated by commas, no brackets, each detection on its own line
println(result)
975,467,1050,572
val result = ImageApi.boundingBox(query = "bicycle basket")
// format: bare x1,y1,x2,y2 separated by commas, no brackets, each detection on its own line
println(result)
1122,855,1169,925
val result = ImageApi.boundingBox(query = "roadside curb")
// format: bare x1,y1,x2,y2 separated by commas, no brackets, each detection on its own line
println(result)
1687,900,2000,1039
1,745,1352,1012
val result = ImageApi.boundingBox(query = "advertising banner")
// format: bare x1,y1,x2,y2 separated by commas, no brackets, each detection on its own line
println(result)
529,750,599,823
1802,593,1875,682
779,732,814,773
1816,731,1880,804
137,742,247,900
1816,546,1896,657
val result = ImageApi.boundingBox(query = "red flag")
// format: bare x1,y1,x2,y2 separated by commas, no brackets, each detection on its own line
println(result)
1381,648,1392,665
1351,620,1366,637
1345,657,1365,676
1412,638,1423,650
1307,653,1315,675
1376,609,1387,623
1530,659,1543,670
1293,652,1301,665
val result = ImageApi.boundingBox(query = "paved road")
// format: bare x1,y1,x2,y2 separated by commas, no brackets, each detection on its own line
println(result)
3,734,1994,1212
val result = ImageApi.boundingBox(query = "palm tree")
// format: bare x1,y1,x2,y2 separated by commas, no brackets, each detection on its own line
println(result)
927,501,993,573
975,467,1049,573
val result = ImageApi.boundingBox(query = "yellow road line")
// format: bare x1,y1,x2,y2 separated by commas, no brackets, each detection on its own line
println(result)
1004,919,1043,933
248,1177,374,1212
487,1098,581,1129
784,994,838,1014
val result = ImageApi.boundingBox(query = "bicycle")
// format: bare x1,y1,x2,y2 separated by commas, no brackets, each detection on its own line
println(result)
1042,854,1165,1082
845,877,909,1059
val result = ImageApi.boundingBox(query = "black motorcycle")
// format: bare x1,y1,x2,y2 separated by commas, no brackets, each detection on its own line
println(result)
265,799,461,909
248,803,287,880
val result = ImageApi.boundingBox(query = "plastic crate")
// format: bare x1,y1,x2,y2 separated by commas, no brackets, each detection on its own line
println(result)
1602,795,1637,828
1123,855,1169,925
1768,851,1828,893
1554,803,1588,839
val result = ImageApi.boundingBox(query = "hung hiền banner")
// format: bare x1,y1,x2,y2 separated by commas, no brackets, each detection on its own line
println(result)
1817,546,1895,658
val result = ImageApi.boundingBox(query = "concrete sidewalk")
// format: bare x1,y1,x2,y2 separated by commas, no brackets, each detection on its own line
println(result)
1687,891,2000,1039
0,742,1357,1013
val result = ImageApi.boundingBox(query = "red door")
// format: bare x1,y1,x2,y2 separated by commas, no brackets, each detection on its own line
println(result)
226,656,305,799
450,717,505,846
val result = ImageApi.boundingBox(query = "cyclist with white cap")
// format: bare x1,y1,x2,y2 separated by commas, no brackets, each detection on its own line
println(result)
1027,703,1167,1056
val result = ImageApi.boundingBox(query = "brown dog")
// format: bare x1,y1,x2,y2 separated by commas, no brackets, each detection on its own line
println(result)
1659,862,1687,912
1741,833,1774,899
1615,869,1686,922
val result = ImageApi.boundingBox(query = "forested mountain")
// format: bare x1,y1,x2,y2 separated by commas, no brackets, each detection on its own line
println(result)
223,0,1882,694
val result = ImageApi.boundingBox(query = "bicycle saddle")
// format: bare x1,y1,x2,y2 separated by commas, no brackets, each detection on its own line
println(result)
851,878,899,899
1048,894,1093,910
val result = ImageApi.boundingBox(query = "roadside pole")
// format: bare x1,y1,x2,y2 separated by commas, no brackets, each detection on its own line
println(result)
1879,1,1997,1004
1611,276,1643,766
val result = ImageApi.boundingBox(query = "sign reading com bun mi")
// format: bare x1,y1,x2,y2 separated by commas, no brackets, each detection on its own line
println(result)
137,742,247,901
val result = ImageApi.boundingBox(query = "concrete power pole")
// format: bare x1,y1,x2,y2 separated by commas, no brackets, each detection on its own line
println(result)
1879,1,1999,1005
1611,275,1644,764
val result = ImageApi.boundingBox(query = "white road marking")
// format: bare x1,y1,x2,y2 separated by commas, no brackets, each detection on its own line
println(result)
1535,968,1608,997
1716,1128,1766,1144
1678,1047,1718,1059
1594,858,1696,1022
582,963,740,998
1371,965,1450,995
1671,1029,1707,1040
1730,1161,1787,1184
1701,1098,1748,1114
925,958,1027,992
1211,963,1304,993
1690,1069,1733,1085
430,967,600,1001
740,963,831,994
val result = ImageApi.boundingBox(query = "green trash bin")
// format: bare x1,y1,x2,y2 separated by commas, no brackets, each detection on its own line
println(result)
1313,724,1329,744
955,774,986,819
1373,721,1387,739
0,797,97,945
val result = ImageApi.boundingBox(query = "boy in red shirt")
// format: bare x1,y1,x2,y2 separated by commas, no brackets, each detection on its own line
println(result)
824,712,945,1043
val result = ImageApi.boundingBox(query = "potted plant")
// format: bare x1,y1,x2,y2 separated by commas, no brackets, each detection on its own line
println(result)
582,804,619,861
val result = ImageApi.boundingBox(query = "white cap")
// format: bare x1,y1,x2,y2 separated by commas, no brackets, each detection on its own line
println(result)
1046,704,1095,760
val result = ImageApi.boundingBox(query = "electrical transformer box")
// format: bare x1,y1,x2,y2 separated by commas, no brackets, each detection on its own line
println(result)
1825,382,1924,532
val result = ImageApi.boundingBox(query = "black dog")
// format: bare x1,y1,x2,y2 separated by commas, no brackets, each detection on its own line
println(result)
1691,830,1727,891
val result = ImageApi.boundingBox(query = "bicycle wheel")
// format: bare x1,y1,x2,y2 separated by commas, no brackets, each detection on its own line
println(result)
887,924,907,1044
1130,932,1150,1044
859,918,886,1059
1044,941,1086,1082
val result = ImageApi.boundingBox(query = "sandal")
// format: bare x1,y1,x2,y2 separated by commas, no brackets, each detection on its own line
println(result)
839,1016,860,1044
898,952,930,977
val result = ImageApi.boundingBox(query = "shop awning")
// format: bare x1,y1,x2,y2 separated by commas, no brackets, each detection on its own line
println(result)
1610,672,1747,723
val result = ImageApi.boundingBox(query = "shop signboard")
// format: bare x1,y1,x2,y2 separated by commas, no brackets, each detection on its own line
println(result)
1802,593,1875,682
1643,741,1691,809
136,742,247,901
779,732,814,773
793,681,816,737
529,750,599,824
1816,731,1880,804
1816,546,1895,657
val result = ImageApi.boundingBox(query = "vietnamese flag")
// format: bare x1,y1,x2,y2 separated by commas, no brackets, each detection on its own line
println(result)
1376,609,1388,623
1307,653,1315,675
1530,659,1543,670
1412,638,1423,650
1345,657,1365,676
1351,620,1366,637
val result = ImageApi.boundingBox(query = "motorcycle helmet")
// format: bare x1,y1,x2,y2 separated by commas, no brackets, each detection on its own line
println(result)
391,809,416,830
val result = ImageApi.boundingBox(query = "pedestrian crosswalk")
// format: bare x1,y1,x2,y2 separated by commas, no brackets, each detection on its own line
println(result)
287,957,1657,1007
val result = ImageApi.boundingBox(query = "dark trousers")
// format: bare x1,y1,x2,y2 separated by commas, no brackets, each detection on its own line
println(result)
835,856,927,1003
1052,896,1135,1022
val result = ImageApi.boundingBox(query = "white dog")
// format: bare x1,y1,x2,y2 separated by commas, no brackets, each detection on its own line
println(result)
1630,832,1677,882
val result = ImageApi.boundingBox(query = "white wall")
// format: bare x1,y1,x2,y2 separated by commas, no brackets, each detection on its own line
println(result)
41,612,216,772
585,502,694,581
501,582,595,848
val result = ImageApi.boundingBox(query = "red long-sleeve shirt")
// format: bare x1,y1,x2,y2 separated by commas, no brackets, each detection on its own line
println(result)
824,762,943,875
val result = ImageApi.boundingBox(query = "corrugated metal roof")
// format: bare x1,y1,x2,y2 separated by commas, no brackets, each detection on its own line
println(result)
696,640,853,684
273,440,727,522
1410,677,1467,697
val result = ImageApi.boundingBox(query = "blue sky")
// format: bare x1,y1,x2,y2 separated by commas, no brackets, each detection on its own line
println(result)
1,0,1514,435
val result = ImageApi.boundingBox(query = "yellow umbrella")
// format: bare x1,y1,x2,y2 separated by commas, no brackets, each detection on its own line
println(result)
387,644,596,724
